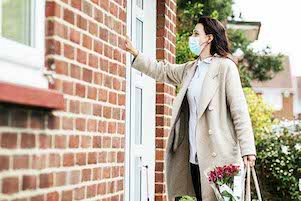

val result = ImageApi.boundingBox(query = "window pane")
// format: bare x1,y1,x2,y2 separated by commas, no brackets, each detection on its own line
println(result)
2,0,33,46
136,0,143,9
135,87,142,144
136,18,143,76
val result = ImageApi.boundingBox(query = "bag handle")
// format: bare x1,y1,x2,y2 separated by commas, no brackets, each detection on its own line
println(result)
245,162,263,201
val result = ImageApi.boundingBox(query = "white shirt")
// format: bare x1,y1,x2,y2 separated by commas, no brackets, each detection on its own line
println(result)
187,56,214,164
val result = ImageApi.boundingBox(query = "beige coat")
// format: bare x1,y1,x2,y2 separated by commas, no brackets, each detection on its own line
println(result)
131,51,257,201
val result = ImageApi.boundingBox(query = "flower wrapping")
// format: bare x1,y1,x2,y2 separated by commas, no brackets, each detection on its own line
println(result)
203,160,246,201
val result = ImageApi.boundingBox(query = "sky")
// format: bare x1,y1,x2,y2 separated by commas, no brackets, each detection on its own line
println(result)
232,0,301,76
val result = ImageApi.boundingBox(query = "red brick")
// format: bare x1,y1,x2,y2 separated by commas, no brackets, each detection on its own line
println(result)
82,34,92,49
21,133,36,149
48,153,61,168
98,152,107,163
39,173,53,188
87,184,97,198
76,118,86,131
1,132,17,149
81,135,92,148
93,104,102,116
62,117,74,130
102,166,111,179
89,54,98,68
71,0,81,11
97,182,106,195
70,28,81,44
77,48,87,64
102,136,111,148
103,106,112,118
118,93,125,106
63,153,74,167
81,168,91,182
99,27,108,41
82,0,92,16
94,8,103,23
74,186,85,200
62,81,73,95
22,175,37,190
88,87,97,100
63,8,74,24
55,135,66,149
117,151,124,163
69,135,79,148
13,155,29,169
11,109,28,127
92,136,102,148
70,170,80,185
64,43,74,59
108,91,117,104
30,195,44,201
94,39,103,54
80,102,92,115
2,177,19,194
69,100,80,114
104,74,112,88
112,137,120,148
76,152,86,166
62,190,73,201
77,15,87,30
83,68,92,83
89,22,97,35
0,155,9,170
87,119,97,131
75,83,86,98
31,154,47,169
46,192,59,201
88,152,97,164
70,64,81,79
108,122,116,133
92,167,101,180
55,171,66,187
54,21,68,38
98,88,108,102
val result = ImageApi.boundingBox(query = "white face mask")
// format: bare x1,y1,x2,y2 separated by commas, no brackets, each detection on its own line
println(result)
189,36,209,55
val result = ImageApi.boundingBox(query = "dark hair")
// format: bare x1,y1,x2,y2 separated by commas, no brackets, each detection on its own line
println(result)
197,16,231,58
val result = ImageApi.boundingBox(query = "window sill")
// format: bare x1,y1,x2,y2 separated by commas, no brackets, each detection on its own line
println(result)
0,81,64,110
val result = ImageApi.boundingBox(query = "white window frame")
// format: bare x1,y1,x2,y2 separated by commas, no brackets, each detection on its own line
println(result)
0,0,48,88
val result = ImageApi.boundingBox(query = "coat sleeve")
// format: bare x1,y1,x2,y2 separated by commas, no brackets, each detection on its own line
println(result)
225,60,257,158
131,50,189,85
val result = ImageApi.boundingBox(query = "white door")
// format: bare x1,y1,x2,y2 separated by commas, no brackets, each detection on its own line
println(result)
125,0,157,201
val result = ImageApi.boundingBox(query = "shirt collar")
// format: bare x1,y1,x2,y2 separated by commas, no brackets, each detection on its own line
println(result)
198,53,218,64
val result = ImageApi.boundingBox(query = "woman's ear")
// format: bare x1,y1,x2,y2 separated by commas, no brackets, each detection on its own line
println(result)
208,34,214,43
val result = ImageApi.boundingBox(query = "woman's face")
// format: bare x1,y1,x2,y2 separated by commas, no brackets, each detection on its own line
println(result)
191,23,211,45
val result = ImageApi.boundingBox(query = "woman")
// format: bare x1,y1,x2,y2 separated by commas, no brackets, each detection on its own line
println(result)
125,16,257,201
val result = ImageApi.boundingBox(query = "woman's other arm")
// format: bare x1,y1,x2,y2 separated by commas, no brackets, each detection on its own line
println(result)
225,59,257,158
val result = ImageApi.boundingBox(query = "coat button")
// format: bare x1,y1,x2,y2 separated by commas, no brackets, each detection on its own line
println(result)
211,152,217,157
208,129,213,135
208,106,214,111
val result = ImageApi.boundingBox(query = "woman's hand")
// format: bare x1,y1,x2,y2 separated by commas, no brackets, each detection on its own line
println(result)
125,34,139,57
243,154,256,168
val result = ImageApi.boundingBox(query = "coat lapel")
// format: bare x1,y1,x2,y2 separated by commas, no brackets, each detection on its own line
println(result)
197,57,221,119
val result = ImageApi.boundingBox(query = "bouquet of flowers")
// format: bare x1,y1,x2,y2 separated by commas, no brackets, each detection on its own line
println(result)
204,162,245,201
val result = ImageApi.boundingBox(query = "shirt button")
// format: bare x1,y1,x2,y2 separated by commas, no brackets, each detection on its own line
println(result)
208,106,214,111
208,129,213,135
211,152,217,157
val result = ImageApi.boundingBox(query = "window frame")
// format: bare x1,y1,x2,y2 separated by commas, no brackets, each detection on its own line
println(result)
0,0,48,88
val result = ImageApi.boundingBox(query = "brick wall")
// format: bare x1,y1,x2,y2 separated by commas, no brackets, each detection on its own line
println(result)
0,0,126,200
155,0,177,201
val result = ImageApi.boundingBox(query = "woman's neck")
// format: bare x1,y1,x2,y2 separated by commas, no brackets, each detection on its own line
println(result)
199,46,212,61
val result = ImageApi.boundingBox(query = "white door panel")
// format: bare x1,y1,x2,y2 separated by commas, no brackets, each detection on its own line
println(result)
125,0,156,201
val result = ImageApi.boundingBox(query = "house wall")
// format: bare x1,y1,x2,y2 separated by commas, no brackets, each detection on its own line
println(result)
0,0,126,200
154,0,177,200
0,0,178,201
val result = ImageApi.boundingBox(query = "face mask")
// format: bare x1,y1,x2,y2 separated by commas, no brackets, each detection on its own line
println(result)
189,36,209,55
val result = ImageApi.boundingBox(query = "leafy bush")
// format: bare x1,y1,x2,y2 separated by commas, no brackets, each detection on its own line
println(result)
255,120,301,200
243,87,279,137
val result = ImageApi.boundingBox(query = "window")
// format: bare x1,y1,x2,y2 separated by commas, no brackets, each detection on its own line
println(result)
0,0,47,88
